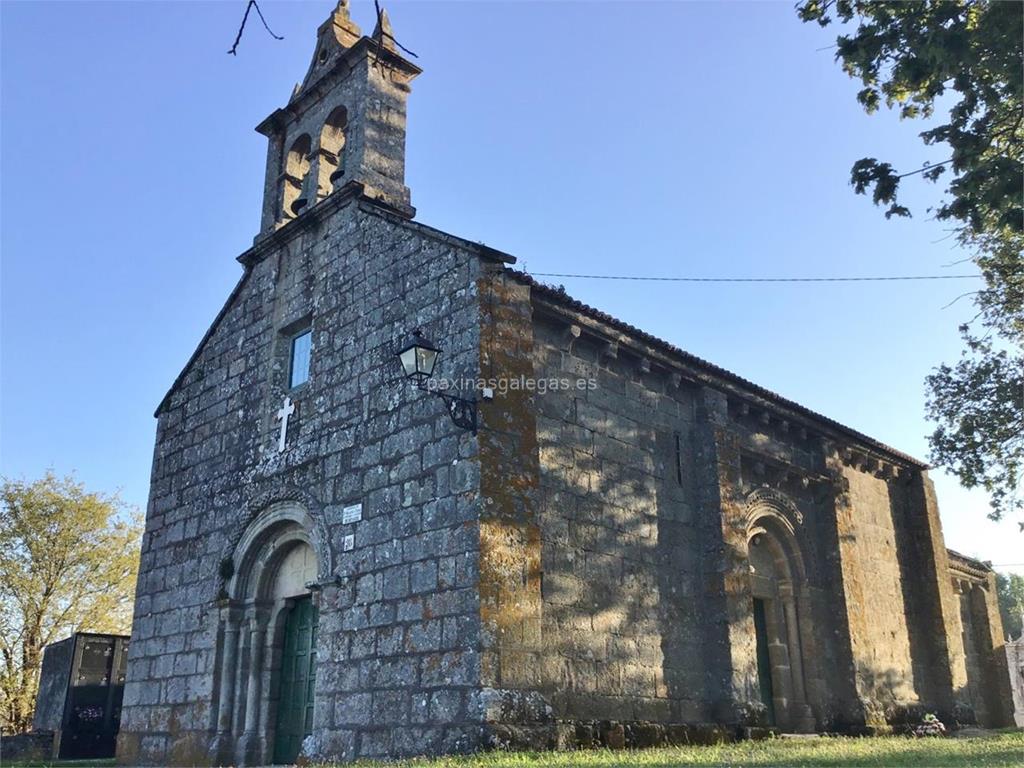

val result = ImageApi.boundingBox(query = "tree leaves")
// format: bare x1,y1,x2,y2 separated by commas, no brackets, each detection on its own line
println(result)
799,0,1023,237
996,571,1024,638
0,473,141,733
925,328,1024,519
798,0,1024,519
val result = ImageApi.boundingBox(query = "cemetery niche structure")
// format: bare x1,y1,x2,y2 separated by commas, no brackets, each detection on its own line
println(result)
32,632,131,761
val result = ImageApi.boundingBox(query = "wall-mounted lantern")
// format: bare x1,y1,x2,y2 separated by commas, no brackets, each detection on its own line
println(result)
396,329,477,434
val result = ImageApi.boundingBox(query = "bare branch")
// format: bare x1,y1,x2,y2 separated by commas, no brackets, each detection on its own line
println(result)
228,0,283,57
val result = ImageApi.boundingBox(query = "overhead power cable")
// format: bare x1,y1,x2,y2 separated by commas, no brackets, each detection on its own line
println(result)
528,272,982,283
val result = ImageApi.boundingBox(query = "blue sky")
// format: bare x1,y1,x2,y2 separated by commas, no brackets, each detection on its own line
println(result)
1,1,1020,573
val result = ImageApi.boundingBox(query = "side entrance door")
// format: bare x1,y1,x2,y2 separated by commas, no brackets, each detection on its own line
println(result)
273,596,318,765
752,597,777,726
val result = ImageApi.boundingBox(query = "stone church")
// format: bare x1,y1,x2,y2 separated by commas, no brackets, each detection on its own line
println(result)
117,2,1014,764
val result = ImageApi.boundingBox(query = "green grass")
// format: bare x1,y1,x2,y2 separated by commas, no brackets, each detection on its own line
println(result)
2,761,114,768
337,733,1024,768
5,734,1022,767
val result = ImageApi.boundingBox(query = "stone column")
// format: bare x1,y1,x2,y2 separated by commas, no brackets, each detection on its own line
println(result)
238,607,270,765
212,604,242,763
780,587,815,731
781,593,807,703
260,131,285,233
301,146,323,211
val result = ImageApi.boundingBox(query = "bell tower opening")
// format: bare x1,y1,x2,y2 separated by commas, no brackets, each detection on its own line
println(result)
255,0,422,235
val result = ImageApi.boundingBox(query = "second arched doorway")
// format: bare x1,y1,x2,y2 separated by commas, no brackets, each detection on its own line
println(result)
747,513,816,732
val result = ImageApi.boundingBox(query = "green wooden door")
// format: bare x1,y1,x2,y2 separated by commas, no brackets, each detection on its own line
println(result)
273,596,318,765
752,598,776,726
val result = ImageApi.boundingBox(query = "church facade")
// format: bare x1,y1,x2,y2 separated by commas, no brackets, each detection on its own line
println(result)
117,3,1014,764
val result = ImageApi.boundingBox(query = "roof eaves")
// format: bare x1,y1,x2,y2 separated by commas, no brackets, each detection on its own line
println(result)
947,548,994,575
508,268,928,469
357,204,516,264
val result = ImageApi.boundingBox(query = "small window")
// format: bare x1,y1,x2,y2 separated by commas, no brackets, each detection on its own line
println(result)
674,432,683,486
289,330,312,388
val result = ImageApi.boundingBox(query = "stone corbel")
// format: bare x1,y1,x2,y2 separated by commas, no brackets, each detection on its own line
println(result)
638,358,651,375
305,574,344,596
563,323,582,352
669,371,683,389
600,340,619,362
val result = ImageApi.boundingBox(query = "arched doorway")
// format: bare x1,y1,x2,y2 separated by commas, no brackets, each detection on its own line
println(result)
747,515,815,732
212,503,324,766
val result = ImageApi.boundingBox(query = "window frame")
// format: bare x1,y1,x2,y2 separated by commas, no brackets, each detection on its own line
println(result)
288,328,313,390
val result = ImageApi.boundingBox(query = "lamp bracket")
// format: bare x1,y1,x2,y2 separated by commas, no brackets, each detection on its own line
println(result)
413,381,477,434
437,391,478,435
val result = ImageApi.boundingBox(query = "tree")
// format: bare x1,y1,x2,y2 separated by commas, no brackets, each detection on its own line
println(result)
0,473,142,734
996,571,1024,639
797,0,1023,519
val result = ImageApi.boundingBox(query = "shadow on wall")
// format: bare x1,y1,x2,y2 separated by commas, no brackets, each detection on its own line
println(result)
529,360,708,727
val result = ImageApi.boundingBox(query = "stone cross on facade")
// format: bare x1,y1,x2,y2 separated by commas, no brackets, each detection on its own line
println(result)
275,396,295,452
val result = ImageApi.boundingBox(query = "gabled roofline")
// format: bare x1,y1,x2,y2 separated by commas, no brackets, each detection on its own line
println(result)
157,199,926,471
154,268,251,417
155,189,513,417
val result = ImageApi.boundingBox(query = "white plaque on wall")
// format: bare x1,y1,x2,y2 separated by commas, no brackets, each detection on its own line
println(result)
342,534,355,552
342,503,362,525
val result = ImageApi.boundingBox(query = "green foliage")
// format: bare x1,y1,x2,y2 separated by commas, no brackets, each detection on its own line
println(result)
0,473,142,734
798,0,1024,519
995,571,1024,638
797,0,1022,232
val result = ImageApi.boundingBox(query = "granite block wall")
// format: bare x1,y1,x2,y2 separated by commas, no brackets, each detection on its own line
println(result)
119,196,488,764
525,315,706,726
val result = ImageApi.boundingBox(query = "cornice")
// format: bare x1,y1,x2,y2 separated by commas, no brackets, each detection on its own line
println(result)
526,281,927,471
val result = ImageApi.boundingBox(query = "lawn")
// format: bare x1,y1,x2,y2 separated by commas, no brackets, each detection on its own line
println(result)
7,733,1023,768
341,733,1024,768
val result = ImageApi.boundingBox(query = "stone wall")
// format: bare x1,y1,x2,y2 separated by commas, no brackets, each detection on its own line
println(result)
1005,633,1024,727
476,274,1001,739
526,311,705,726
948,552,1014,727
835,466,918,718
119,193,490,764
